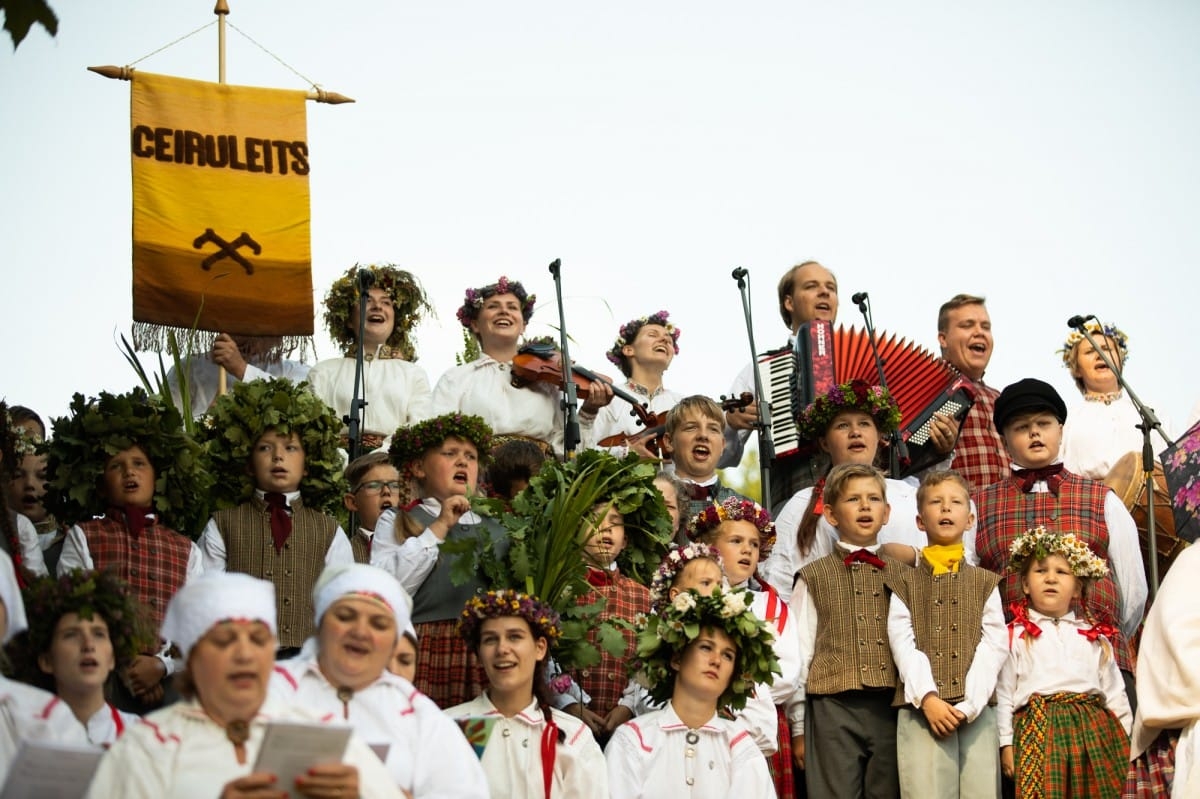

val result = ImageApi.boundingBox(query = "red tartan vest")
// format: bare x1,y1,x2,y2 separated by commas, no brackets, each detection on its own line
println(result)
975,472,1132,671
81,511,192,630
576,574,651,714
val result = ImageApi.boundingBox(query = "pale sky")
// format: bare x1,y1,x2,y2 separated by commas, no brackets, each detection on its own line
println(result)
3,2,1198,450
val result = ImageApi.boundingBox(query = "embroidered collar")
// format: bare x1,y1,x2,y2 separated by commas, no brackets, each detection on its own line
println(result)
658,701,721,733
1084,391,1122,405
625,380,666,399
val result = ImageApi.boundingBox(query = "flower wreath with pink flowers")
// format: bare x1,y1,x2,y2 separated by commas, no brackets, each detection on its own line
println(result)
605,311,681,374
648,543,724,612
685,496,776,556
455,276,537,328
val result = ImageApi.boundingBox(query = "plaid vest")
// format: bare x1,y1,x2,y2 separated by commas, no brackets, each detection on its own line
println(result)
577,574,651,714
81,511,192,630
975,473,1132,671
798,551,900,695
951,380,1012,494
888,561,999,705
214,497,336,648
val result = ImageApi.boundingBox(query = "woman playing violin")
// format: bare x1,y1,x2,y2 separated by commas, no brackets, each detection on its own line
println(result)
594,311,684,460
431,276,613,461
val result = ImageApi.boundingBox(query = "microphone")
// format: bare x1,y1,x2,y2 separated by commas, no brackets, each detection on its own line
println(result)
548,258,562,275
731,267,748,280
356,268,375,292
1066,314,1094,329
851,291,868,305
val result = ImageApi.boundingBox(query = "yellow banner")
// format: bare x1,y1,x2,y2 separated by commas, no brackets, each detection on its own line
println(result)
131,71,313,336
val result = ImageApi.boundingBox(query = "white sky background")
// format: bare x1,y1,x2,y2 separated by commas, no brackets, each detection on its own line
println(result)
3,2,1199,451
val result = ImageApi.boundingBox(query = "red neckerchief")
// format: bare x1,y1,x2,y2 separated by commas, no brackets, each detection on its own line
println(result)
585,567,614,588
1013,463,1065,495
843,548,887,570
263,493,293,553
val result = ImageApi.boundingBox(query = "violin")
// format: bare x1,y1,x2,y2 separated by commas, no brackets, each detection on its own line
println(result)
595,393,756,458
510,342,656,425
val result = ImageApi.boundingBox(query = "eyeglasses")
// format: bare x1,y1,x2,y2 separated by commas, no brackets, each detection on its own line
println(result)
354,480,402,494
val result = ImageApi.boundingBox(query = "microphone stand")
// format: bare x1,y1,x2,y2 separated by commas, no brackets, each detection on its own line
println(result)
1071,318,1171,596
346,269,372,463
854,293,906,478
732,268,773,508
548,258,582,458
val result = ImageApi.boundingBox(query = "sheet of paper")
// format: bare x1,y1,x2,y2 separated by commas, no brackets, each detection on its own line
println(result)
252,721,352,799
0,741,103,799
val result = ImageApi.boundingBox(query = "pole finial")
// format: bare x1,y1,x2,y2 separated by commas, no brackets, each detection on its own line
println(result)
214,0,230,16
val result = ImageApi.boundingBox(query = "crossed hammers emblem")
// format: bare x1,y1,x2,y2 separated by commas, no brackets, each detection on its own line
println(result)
193,228,262,274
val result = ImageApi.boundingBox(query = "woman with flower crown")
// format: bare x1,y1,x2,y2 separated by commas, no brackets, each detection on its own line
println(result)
593,311,683,460
606,585,779,799
761,380,969,603
1058,320,1173,480
306,264,435,451
431,276,612,461
996,527,1132,799
445,590,607,799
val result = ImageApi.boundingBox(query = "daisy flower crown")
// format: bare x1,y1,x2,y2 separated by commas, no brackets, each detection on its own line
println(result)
456,276,536,329
388,413,493,469
795,379,901,444
9,420,40,459
685,496,776,556
605,311,681,374
631,587,780,712
649,543,724,612
1058,322,1130,367
1007,526,1110,579
457,589,562,646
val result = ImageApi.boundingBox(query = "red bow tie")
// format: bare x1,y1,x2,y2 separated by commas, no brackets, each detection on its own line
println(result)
843,549,886,570
1014,464,1065,495
686,482,717,502
585,568,614,588
1080,622,1118,642
1010,601,1042,638
115,506,155,539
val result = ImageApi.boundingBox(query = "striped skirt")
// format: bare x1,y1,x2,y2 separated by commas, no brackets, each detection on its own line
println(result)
413,619,486,709
1123,728,1178,798
1014,692,1127,799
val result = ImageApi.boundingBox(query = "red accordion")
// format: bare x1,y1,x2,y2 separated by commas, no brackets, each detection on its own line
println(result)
758,320,975,477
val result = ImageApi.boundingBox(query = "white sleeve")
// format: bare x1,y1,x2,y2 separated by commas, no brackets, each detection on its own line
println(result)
278,360,312,383
730,728,777,799
995,646,1017,746
716,361,755,469
57,525,94,575
185,543,205,582
198,517,228,572
758,490,809,602
405,366,434,425
14,513,47,576
737,685,780,755
887,591,936,710
788,575,819,731
955,587,1007,723
371,528,442,597
1100,642,1133,736
431,369,466,416
325,526,355,566
1103,491,1148,639
604,724,647,799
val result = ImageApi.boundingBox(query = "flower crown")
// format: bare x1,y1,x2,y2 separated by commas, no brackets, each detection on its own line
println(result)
632,587,780,712
8,419,40,459
43,389,213,532
388,413,493,469
649,543,724,612
457,589,562,645
13,569,156,691
322,264,432,359
605,311,681,374
456,276,536,329
1058,321,1130,367
199,378,346,514
795,379,901,444
1008,526,1110,579
685,496,776,556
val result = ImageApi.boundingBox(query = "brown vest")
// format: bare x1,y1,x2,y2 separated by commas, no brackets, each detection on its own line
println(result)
888,561,999,705
798,551,902,695
214,497,336,648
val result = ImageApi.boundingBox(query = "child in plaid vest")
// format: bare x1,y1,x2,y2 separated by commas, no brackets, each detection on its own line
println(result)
793,463,904,799
888,470,1006,798
48,389,208,710
198,378,352,657
996,527,1131,798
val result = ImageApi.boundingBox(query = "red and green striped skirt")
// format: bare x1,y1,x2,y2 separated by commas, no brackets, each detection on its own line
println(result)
1014,691,1127,799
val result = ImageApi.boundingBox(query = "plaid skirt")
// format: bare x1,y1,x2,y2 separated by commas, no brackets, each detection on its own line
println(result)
1123,728,1178,798
766,704,795,799
1014,692,1127,799
413,619,486,709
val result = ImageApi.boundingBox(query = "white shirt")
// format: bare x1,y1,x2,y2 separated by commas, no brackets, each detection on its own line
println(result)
605,702,775,799
1061,392,1172,480
10,513,47,577
167,357,310,419
994,609,1132,746
198,490,354,573
431,355,597,458
0,681,89,786
444,694,608,799
307,352,433,436
887,577,1007,722
370,500,483,598
271,656,488,798
81,703,139,749
86,695,402,799
762,477,967,603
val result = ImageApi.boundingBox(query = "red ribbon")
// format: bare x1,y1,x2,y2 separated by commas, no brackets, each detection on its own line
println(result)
843,549,887,570
811,477,827,517
1080,622,1118,642
1009,601,1042,638
540,720,558,799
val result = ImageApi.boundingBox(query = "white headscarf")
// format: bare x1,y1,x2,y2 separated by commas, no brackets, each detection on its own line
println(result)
312,563,412,634
161,572,277,659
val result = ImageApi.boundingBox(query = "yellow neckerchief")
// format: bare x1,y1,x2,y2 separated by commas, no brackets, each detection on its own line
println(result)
922,543,965,575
